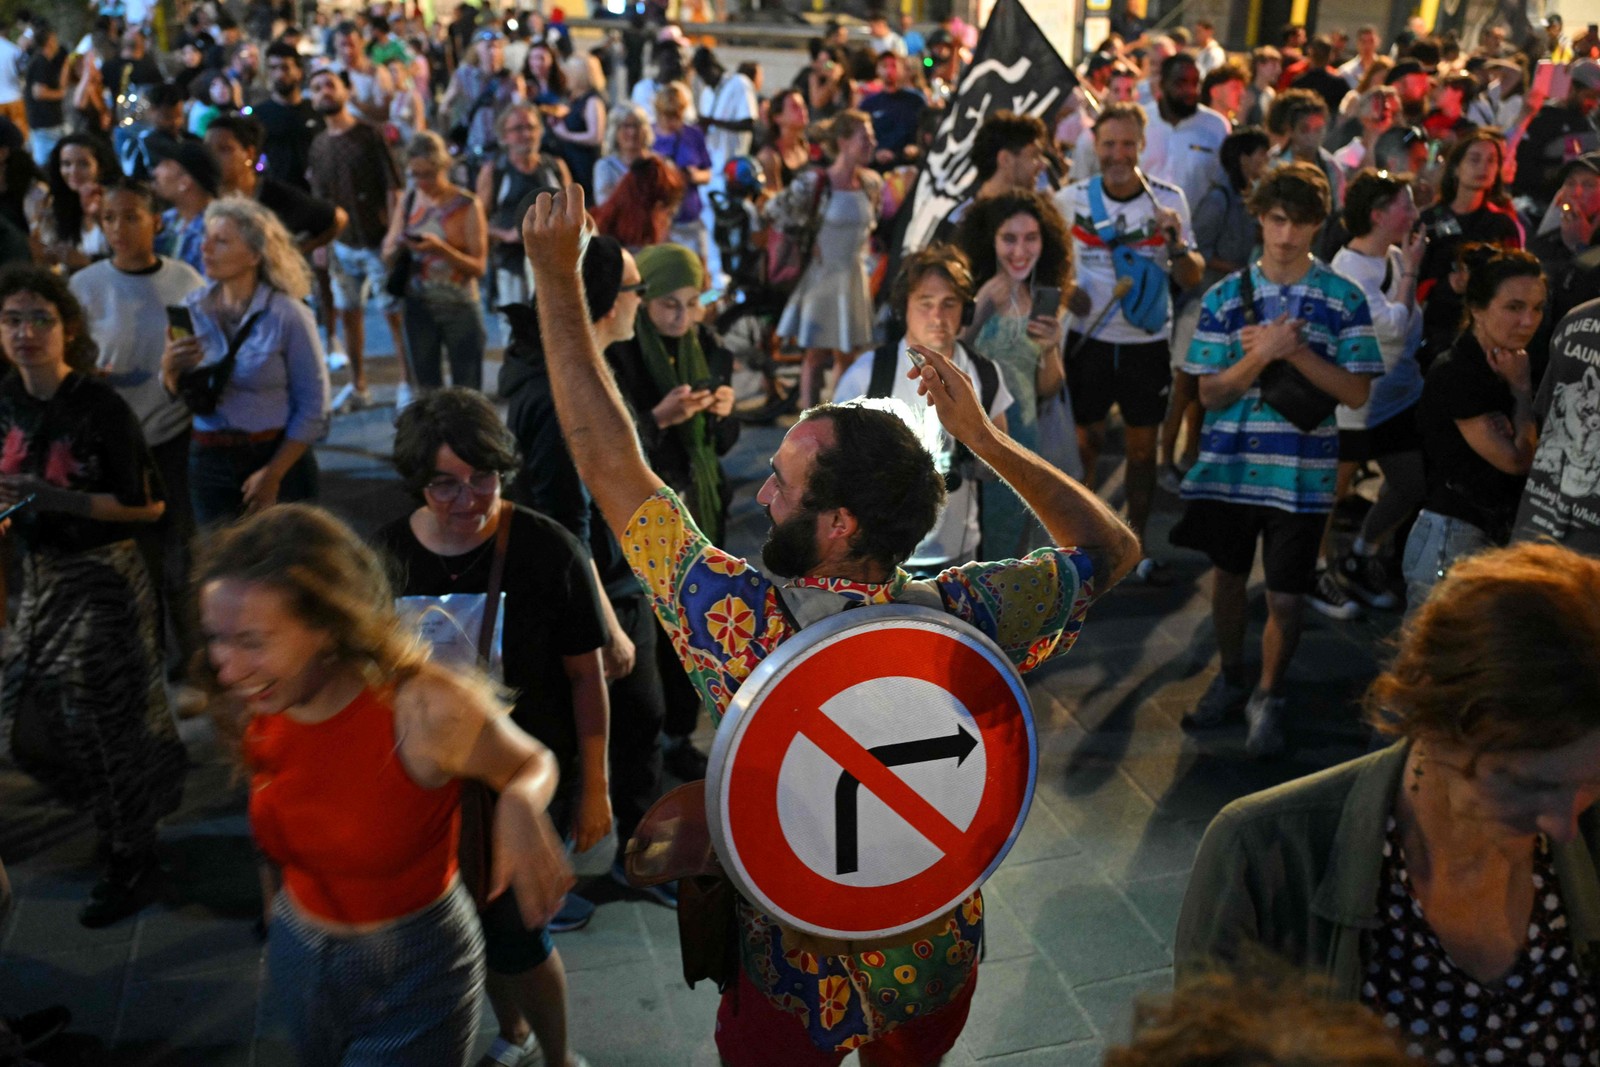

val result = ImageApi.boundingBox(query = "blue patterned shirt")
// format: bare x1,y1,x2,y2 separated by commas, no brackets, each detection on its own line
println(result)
1181,261,1384,513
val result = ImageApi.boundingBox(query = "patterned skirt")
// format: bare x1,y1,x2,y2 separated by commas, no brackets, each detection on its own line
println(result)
2,539,185,854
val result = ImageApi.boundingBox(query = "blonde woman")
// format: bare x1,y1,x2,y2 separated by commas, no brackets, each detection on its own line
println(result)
382,131,488,391
767,110,883,409
546,54,607,197
160,196,329,525
593,103,653,206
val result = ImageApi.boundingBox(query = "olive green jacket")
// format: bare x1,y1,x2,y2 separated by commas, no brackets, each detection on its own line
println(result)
1174,741,1600,998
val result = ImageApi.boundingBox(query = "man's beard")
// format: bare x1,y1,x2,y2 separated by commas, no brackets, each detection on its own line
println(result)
761,507,822,578
1164,96,1199,121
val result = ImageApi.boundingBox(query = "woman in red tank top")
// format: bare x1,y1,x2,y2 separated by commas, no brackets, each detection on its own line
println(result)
194,504,573,1067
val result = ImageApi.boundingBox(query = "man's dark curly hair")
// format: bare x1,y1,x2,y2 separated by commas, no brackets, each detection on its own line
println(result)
970,111,1047,186
797,402,946,572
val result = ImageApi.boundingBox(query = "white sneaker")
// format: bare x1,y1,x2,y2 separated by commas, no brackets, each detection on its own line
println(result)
394,381,415,415
326,350,349,372
475,1034,539,1067
1244,690,1287,758
330,382,355,414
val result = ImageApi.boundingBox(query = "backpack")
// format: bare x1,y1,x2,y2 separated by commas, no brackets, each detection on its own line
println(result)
764,166,829,293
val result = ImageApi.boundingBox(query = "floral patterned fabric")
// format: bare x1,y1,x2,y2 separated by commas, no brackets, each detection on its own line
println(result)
622,487,1095,1051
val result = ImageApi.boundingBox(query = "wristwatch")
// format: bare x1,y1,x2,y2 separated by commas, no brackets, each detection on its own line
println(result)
1167,239,1192,257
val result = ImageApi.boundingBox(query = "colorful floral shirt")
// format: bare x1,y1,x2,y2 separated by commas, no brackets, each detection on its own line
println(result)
622,487,1095,1051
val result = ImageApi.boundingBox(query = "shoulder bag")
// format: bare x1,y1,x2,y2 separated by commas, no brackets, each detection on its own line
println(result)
384,189,419,299
764,166,830,293
1085,176,1170,335
1237,265,1339,433
455,501,513,912
175,308,265,416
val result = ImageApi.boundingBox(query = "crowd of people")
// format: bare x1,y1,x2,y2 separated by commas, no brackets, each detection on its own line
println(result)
2,1,1600,1066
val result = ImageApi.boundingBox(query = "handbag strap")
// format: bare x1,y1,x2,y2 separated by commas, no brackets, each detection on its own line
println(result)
475,499,512,669
213,306,266,380
1085,176,1121,247
1237,264,1258,327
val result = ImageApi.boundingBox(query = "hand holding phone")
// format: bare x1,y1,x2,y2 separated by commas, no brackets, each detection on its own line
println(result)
1031,285,1062,318
0,491,36,523
165,305,194,339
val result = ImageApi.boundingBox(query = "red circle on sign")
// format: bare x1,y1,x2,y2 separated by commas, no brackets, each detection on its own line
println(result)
721,624,1032,936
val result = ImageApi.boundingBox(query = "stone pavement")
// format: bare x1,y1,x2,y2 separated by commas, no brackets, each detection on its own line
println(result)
0,345,1392,1066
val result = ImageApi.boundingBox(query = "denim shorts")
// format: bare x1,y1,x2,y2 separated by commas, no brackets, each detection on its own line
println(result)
329,242,398,314
267,883,485,1067
1400,509,1494,615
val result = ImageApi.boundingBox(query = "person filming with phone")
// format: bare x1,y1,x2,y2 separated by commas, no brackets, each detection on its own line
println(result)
160,197,330,526
601,241,737,783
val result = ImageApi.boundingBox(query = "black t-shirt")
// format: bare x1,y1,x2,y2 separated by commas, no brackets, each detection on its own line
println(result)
102,55,164,95
24,50,67,130
1513,299,1600,554
1417,334,1526,540
256,175,337,243
0,371,158,555
1514,102,1600,207
1291,67,1348,120
1417,203,1522,368
373,504,608,768
252,97,325,192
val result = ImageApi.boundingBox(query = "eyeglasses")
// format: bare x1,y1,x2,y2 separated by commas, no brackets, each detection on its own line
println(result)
423,470,500,502
504,122,536,133
618,281,648,295
0,311,61,333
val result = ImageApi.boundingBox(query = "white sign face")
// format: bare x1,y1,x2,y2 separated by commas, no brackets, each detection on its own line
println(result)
776,676,988,889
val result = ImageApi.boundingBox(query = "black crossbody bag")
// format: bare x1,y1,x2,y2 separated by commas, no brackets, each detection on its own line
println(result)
1238,266,1339,433
175,309,265,416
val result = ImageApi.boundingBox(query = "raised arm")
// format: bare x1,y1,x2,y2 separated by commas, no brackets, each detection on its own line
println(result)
909,343,1141,591
522,184,665,537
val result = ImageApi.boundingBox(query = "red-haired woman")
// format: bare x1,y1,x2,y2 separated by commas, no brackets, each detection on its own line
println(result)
592,156,685,253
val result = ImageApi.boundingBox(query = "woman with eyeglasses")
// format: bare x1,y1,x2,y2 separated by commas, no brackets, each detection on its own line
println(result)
374,387,608,1067
382,131,488,392
593,103,653,208
0,266,182,928
1179,541,1600,1067
161,196,329,527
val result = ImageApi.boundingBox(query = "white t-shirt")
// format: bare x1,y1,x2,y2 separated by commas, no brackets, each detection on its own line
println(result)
1329,246,1424,430
69,257,206,447
1141,104,1229,218
1056,173,1194,344
833,342,1014,570
0,38,21,105
1195,40,1227,77
699,72,757,171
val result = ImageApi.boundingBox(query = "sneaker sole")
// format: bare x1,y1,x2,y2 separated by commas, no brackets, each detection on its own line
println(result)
1306,596,1362,621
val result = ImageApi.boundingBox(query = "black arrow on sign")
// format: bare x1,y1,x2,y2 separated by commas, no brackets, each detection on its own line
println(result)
833,726,979,876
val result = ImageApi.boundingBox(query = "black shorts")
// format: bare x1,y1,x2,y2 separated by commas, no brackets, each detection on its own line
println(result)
1170,498,1327,595
1065,333,1172,428
1338,405,1422,463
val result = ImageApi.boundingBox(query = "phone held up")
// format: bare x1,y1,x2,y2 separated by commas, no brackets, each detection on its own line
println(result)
165,305,194,339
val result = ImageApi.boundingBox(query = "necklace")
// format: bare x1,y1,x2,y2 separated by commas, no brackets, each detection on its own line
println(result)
432,536,493,583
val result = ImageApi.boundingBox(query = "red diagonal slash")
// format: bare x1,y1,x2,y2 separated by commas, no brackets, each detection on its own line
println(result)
794,707,968,856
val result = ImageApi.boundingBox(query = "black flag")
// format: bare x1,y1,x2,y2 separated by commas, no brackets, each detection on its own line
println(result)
900,0,1075,255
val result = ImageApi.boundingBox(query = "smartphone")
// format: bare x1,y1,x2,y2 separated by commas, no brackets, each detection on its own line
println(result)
165,305,194,339
0,492,36,524
688,376,722,392
698,288,723,307
1031,285,1062,316
908,348,928,368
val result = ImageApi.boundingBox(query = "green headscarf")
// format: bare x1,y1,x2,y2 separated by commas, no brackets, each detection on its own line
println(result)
633,244,723,539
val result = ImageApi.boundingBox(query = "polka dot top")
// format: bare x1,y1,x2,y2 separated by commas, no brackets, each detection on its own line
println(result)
1361,816,1599,1065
